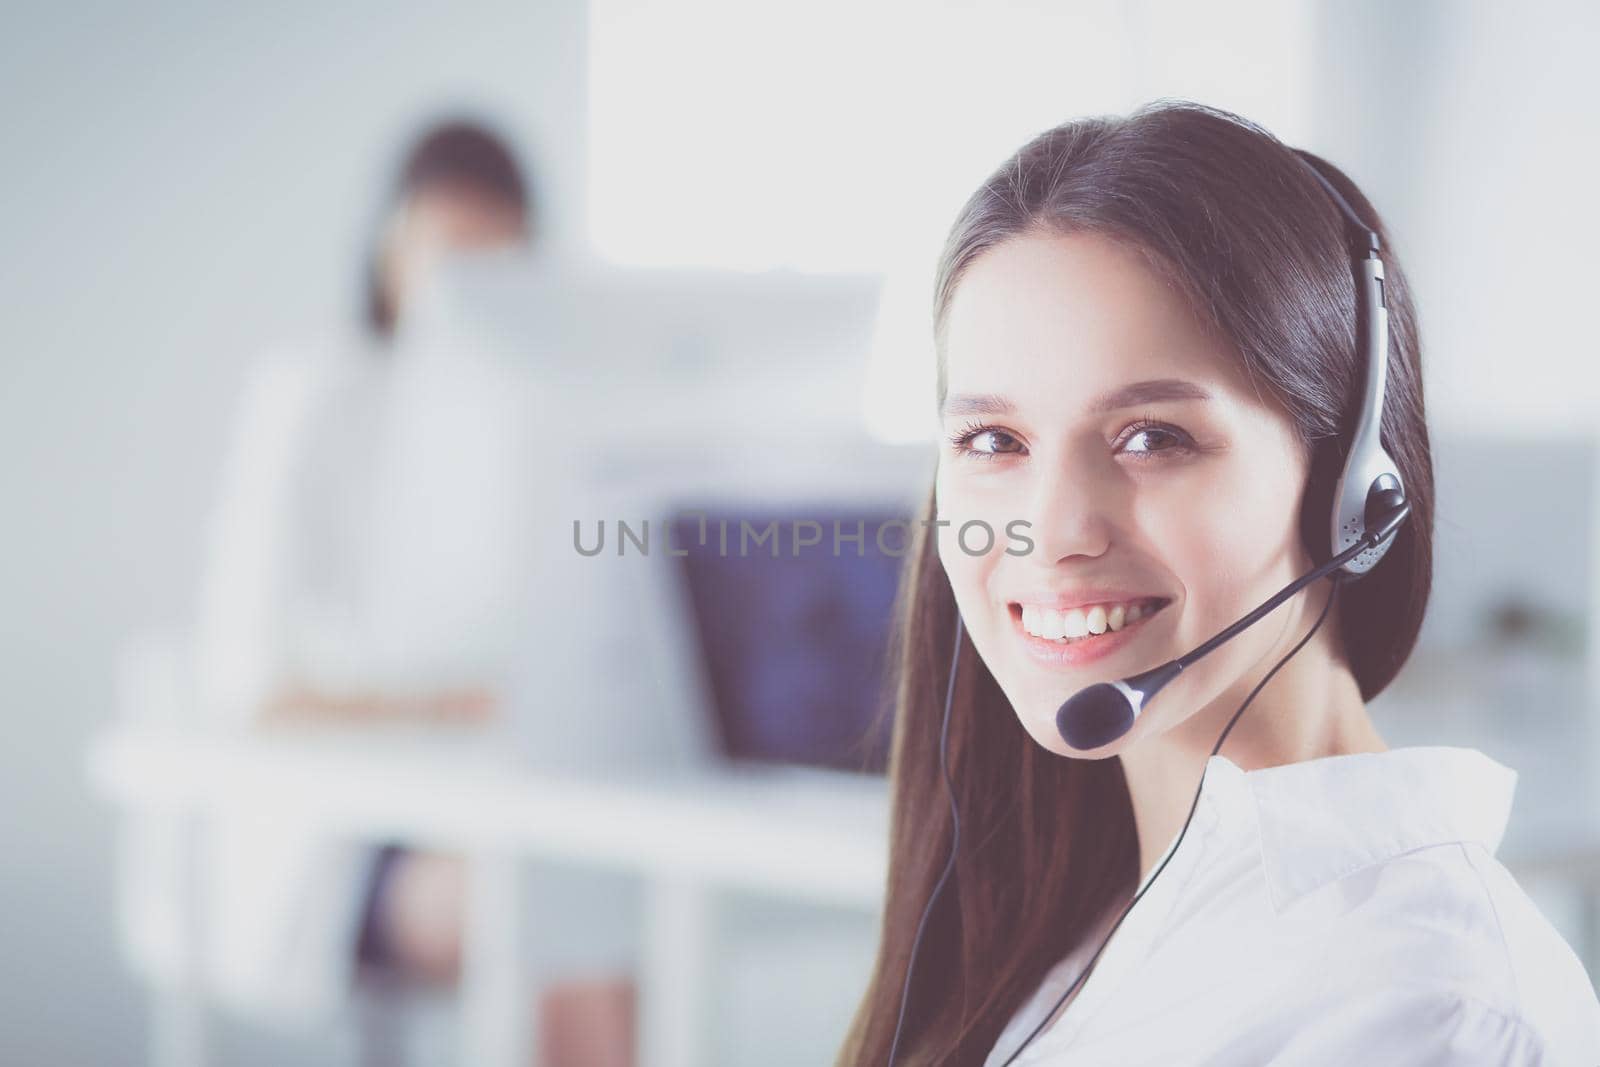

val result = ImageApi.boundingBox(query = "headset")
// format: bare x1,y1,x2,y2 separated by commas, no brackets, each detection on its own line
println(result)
886,149,1413,1066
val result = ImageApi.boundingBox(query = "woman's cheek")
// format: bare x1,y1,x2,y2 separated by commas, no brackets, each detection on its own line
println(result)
934,484,996,609
932,469,969,565
1139,502,1268,700
1134,490,1223,612
935,514,978,593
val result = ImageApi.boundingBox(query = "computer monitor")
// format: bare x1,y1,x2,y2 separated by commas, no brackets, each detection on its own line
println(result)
670,508,909,775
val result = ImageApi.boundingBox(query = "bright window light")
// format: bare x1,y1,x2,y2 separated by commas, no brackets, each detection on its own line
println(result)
587,0,1317,440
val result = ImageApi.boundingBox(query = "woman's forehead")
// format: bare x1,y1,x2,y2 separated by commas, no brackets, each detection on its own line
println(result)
941,230,1253,413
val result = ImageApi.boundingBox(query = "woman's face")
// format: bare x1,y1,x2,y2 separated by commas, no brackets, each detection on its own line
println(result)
934,228,1314,757
382,182,527,321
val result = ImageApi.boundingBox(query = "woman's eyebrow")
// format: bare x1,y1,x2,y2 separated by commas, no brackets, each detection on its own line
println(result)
1086,378,1213,413
941,392,1015,418
941,378,1213,419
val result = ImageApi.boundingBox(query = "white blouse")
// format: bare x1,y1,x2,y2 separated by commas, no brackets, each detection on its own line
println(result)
984,746,1600,1066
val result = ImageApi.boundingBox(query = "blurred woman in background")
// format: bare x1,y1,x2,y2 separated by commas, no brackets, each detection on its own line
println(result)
185,117,633,1064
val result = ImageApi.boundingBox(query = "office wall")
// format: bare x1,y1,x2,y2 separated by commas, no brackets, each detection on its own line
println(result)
1311,0,1600,439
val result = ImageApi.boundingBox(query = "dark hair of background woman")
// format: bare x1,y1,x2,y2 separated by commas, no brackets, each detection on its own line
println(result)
363,116,535,338
835,98,1434,1065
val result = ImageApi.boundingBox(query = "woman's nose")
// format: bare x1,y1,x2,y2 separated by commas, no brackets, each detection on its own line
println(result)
1020,453,1116,563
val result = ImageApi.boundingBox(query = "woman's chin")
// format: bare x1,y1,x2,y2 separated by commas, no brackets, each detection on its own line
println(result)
1012,706,1085,758
1011,696,1136,759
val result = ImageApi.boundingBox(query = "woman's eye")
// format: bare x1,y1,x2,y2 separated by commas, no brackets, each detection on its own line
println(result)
947,418,1194,463
948,423,1023,460
1118,421,1195,459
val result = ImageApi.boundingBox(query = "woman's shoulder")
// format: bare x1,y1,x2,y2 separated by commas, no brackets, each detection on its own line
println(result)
1313,838,1600,1058
1453,842,1600,1055
227,328,380,430
245,327,376,390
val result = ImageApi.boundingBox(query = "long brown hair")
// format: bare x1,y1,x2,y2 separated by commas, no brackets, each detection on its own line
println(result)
836,99,1435,1065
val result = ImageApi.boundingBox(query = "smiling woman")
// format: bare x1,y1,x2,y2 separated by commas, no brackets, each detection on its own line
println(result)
835,100,1600,1066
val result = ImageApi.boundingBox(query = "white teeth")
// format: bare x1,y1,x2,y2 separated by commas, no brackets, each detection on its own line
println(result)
1018,597,1164,641
1031,606,1059,639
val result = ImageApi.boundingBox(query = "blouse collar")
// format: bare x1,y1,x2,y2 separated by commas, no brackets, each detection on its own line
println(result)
1200,745,1518,913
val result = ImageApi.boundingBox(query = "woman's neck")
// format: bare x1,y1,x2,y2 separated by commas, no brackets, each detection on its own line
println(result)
1115,595,1386,888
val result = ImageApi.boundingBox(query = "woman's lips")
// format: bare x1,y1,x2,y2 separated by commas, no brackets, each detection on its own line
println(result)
1008,599,1172,669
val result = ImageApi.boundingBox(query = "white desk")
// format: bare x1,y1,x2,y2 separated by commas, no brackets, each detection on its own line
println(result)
86,726,890,1067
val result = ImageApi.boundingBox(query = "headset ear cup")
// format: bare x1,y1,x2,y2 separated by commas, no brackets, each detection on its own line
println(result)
1298,437,1345,570
1364,481,1407,534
